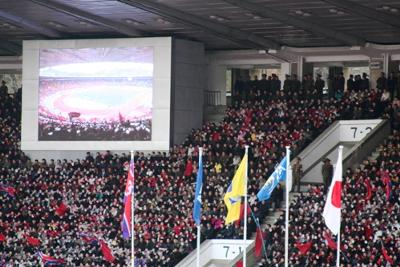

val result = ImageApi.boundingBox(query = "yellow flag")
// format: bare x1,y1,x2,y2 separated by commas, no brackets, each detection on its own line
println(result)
224,154,247,224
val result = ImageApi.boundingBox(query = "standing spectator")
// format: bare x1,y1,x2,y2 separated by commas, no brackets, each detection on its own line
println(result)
270,74,281,95
387,72,397,99
266,75,272,96
347,74,355,93
259,74,268,95
243,75,252,101
251,75,259,92
361,72,370,90
321,158,333,192
302,74,314,98
292,157,303,192
376,72,387,91
354,74,362,92
315,74,325,99
234,76,244,102
283,75,291,95
0,80,8,96
397,72,400,97
16,87,22,100
334,72,345,99
291,74,301,98
233,75,244,101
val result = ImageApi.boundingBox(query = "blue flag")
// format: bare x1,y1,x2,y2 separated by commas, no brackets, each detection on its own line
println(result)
192,153,203,225
257,157,287,201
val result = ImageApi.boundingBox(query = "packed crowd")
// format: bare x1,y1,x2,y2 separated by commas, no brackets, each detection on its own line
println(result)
234,71,400,104
258,131,400,266
38,115,151,141
0,75,399,266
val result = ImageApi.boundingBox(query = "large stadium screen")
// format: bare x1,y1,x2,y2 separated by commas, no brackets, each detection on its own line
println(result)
22,37,172,152
38,47,153,141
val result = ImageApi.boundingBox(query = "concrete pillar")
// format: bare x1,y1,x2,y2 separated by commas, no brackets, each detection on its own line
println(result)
389,55,399,73
290,62,298,76
369,57,384,89
383,53,389,74
206,63,227,105
297,56,304,79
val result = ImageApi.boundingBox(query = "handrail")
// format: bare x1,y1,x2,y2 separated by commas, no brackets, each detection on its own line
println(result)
299,119,390,185
296,119,384,184
204,90,222,106
301,141,345,178
296,121,340,176
297,121,340,164
343,119,390,170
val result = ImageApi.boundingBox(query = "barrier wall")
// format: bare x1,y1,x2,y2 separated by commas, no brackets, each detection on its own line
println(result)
176,239,253,267
299,119,382,184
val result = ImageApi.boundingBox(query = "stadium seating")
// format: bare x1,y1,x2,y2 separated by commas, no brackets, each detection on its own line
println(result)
257,131,400,266
0,83,398,266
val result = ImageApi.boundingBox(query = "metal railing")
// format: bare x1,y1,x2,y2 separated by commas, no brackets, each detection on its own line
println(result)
343,119,390,170
204,90,222,106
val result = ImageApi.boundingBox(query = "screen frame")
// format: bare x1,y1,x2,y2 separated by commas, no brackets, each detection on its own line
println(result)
21,37,172,151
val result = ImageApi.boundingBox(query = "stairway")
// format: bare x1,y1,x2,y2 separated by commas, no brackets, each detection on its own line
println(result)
368,148,381,161
246,192,301,267
255,192,301,239
203,105,227,123
251,131,392,267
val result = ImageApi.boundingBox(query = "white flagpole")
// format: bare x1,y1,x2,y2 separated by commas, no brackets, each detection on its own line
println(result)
243,145,249,266
336,146,343,267
130,150,135,267
284,146,290,267
336,231,341,267
196,225,201,267
196,148,203,267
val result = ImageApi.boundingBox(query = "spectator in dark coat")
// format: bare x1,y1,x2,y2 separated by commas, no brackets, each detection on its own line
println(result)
361,72,370,90
376,72,387,91
315,74,325,99
292,157,303,192
322,158,333,192
347,74,355,93
387,72,397,99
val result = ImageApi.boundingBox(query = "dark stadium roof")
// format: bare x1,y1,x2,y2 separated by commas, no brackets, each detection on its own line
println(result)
0,0,400,55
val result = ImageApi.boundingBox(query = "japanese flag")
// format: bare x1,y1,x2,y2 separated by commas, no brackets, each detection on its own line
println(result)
323,146,343,235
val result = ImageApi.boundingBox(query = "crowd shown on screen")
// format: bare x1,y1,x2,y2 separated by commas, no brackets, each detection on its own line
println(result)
0,72,400,266
37,79,152,141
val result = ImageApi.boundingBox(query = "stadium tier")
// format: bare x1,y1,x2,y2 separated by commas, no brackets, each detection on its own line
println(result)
1,81,399,265
1,2,400,266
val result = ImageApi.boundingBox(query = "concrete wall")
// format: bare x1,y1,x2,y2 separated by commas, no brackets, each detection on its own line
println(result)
206,64,227,105
175,239,253,267
300,119,382,184
369,57,384,89
171,39,205,145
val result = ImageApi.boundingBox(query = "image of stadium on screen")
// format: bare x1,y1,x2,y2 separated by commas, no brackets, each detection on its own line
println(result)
38,47,153,141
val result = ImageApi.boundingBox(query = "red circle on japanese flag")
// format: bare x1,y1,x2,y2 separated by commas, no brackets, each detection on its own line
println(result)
331,181,342,208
